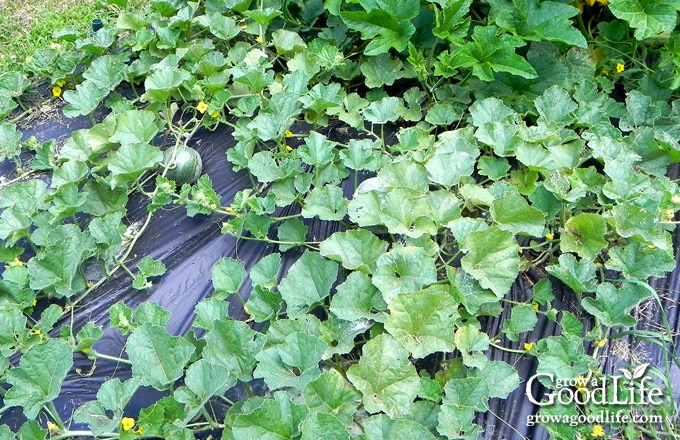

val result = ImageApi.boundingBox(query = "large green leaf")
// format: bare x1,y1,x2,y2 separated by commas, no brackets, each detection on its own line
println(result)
254,332,328,391
126,324,195,389
278,251,339,318
211,257,247,298
544,253,597,293
490,190,545,237
605,242,676,279
608,0,680,40
384,286,459,358
437,378,487,439
107,143,163,189
535,334,598,381
581,282,655,327
303,371,362,426
346,334,419,418
372,246,437,303
202,318,264,381
489,0,587,47
436,25,537,81
175,360,236,424
330,272,388,323
319,230,389,274
560,213,608,260
232,392,308,440
425,129,479,186
109,110,161,145
361,415,437,440
62,80,110,118
4,339,73,419
461,227,519,297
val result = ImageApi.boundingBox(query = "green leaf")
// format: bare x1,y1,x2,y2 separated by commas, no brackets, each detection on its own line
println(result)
581,282,655,327
319,230,389,274
27,226,92,298
425,129,480,186
0,123,22,161
232,392,308,440
254,332,328,391
454,323,490,368
73,378,140,436
372,246,438,303
4,339,73,419
437,377,487,439
340,139,383,171
62,80,109,117
346,333,419,418
490,190,546,237
272,29,307,53
303,370,362,426
177,359,235,423
362,414,437,440
545,253,597,293
470,360,519,399
278,251,339,318
143,67,191,102
298,132,335,166
250,253,282,290
501,304,538,341
605,242,676,279
490,0,587,47
211,257,247,298
385,286,459,358
330,271,388,323
461,227,519,297
301,413,349,440
301,185,348,221
536,334,597,380
363,96,402,124
340,10,416,56
277,218,308,251
126,324,195,389
203,318,264,381
612,202,669,249
82,54,127,90
107,143,163,189
360,54,405,88
436,25,537,81
560,213,608,260
608,0,680,40
109,110,161,145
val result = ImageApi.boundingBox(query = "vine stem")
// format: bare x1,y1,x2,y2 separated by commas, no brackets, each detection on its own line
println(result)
489,341,529,355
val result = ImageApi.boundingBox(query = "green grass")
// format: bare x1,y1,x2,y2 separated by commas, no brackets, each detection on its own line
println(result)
0,0,146,71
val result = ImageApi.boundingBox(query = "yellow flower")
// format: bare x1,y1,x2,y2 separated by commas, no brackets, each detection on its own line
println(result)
32,329,41,335
594,339,606,348
532,303,540,312
616,63,625,73
284,130,293,138
574,376,588,394
211,110,220,118
524,342,534,351
8,257,24,267
196,101,209,114
285,145,293,152
545,233,554,240
121,417,136,431
136,426,143,435
591,424,605,437
51,86,62,98
255,35,264,44
56,79,66,87
47,421,59,435
32,299,37,306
